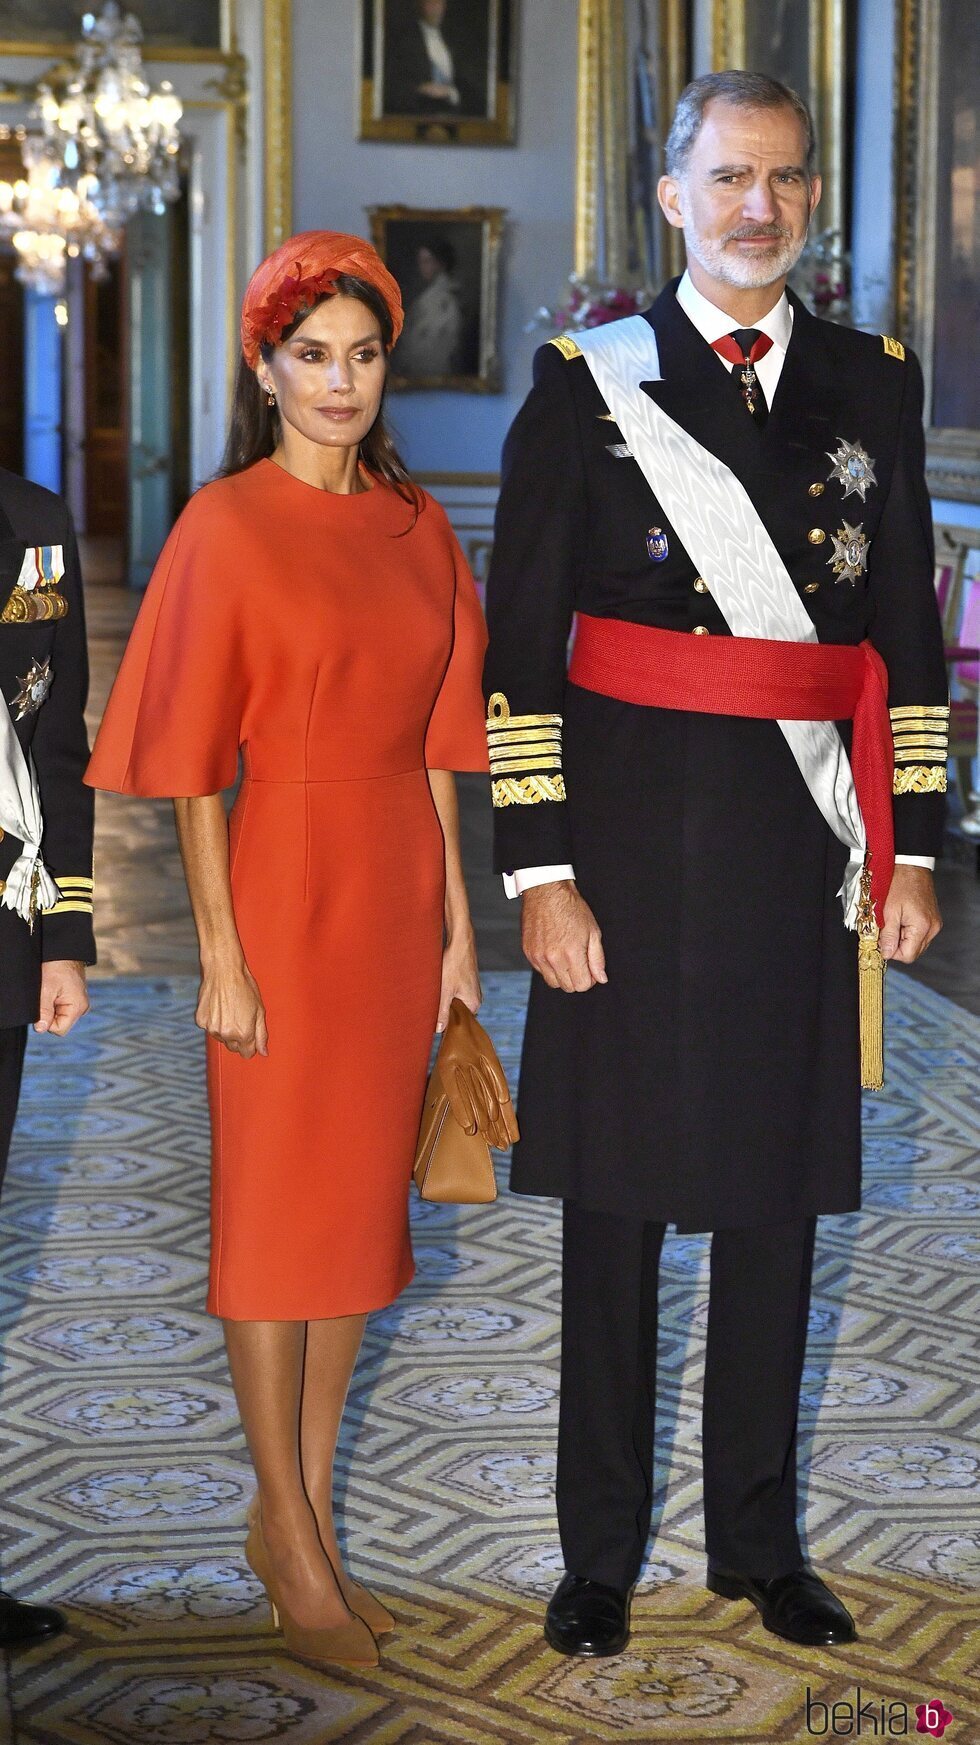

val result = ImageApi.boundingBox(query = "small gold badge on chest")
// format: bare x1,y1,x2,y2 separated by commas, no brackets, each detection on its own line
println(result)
11,657,53,720
826,437,877,502
829,521,869,585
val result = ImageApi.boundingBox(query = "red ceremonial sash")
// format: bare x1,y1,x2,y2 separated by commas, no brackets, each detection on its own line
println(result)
569,613,895,926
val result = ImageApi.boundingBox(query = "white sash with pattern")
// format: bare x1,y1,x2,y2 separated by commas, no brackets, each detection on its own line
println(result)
0,699,59,924
575,315,867,925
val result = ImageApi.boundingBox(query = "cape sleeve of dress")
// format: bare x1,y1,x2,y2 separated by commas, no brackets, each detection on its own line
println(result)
85,489,246,797
424,523,490,773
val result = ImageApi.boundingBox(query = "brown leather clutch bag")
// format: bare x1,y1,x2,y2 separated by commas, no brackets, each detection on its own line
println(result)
413,999,519,1204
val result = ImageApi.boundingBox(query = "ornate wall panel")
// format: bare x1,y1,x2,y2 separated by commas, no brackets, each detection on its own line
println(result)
896,0,980,503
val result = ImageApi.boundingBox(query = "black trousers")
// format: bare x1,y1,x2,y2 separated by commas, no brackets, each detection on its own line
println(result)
0,1027,27,1197
558,1200,816,1591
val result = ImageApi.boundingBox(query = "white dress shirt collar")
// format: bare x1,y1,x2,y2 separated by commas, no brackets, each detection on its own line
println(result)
675,268,794,356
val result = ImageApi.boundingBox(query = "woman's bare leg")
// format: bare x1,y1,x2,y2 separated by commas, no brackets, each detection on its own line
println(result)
299,1313,368,1594
223,1318,351,1628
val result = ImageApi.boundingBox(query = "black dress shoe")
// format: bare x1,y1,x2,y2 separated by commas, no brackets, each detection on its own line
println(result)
544,1573,634,1657
0,1590,67,1648
706,1565,856,1645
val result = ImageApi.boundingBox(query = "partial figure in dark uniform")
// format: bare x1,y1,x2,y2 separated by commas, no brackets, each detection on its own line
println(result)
484,72,947,1657
0,468,95,1647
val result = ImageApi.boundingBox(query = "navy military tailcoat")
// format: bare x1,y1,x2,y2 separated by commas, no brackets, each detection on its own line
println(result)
483,281,948,1229
0,469,95,1028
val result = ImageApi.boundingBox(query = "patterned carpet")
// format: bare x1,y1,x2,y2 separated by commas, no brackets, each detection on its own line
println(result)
0,971,977,1745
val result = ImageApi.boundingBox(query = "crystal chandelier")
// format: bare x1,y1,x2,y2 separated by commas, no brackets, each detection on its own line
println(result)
35,3,183,230
0,128,119,293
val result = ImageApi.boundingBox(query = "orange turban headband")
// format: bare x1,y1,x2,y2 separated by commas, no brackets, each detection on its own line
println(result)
240,230,405,368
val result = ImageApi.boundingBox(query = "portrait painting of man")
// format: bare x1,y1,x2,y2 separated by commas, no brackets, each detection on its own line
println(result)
361,0,516,145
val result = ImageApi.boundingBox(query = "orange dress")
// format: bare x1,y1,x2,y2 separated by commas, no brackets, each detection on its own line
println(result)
86,459,488,1319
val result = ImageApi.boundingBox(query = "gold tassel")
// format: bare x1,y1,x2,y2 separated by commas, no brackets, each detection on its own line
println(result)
856,860,885,1091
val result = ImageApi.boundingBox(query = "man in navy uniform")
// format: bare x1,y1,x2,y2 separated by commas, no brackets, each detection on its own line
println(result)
0,467,95,1646
484,72,947,1657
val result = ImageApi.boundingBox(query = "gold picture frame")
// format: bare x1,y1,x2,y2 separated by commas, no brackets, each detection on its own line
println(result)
0,1,292,258
895,0,980,504
368,204,505,393
711,0,845,241
360,0,516,146
0,0,232,57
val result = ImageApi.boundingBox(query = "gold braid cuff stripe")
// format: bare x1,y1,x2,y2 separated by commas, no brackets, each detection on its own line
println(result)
893,765,948,795
488,742,563,762
490,761,563,779
43,900,93,916
890,704,950,719
487,726,563,745
0,590,69,624
894,745,949,761
492,774,567,807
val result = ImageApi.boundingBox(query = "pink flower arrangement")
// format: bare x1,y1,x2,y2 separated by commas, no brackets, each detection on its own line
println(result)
528,274,652,337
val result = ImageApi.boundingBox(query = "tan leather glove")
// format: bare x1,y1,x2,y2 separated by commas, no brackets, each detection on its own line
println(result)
437,999,520,1152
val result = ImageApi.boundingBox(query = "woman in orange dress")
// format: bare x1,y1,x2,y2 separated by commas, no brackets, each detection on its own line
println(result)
86,232,489,1671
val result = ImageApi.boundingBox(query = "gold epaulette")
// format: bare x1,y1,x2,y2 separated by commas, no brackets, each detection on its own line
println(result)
548,335,583,361
881,335,906,361
43,875,94,918
486,691,565,807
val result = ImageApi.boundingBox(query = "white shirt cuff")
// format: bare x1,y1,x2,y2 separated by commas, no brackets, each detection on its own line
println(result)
502,864,576,900
894,854,936,871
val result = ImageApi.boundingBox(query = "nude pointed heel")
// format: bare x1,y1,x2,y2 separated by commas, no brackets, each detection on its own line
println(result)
248,1495,396,1635
343,1580,395,1636
245,1522,379,1671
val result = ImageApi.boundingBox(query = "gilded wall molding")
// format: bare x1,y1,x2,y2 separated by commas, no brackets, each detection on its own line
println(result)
575,0,688,286
263,0,292,252
710,0,845,240
896,0,980,504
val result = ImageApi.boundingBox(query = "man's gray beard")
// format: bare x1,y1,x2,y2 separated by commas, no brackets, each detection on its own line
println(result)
684,224,807,289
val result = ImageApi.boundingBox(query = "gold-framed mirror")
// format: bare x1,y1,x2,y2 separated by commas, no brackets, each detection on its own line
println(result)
711,0,845,242
895,0,980,503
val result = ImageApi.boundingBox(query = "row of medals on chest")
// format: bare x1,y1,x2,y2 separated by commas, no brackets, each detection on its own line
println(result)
639,434,877,583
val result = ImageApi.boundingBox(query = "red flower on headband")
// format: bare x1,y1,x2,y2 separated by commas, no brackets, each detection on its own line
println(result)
240,231,404,367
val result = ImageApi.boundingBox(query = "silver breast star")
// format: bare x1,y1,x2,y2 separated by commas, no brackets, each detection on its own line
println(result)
826,437,877,502
11,657,53,720
829,522,869,585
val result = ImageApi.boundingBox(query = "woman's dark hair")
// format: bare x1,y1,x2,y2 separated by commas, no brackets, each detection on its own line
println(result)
421,237,456,274
216,273,421,513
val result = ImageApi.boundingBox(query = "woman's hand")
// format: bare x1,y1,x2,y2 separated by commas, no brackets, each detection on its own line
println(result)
196,956,269,1058
436,925,482,1033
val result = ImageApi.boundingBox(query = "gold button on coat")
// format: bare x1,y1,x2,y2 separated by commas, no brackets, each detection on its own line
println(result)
693,577,709,593
804,582,820,593
809,482,825,497
807,528,826,545
692,625,710,635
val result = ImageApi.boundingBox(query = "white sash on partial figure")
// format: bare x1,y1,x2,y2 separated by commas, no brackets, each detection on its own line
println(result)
575,315,867,927
0,696,60,925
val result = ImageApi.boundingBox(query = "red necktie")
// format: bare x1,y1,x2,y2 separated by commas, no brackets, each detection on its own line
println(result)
711,328,774,421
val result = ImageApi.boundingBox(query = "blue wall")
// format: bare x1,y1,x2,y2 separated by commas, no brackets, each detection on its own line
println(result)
23,290,62,494
291,1,577,474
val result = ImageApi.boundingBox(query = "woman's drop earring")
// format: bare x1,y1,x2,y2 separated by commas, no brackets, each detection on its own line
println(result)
267,391,276,407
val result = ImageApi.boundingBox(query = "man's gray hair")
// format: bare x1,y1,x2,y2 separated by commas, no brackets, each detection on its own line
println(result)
664,71,816,178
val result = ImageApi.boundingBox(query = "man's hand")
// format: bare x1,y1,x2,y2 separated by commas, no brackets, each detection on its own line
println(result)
35,961,90,1037
521,880,607,992
878,865,942,964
